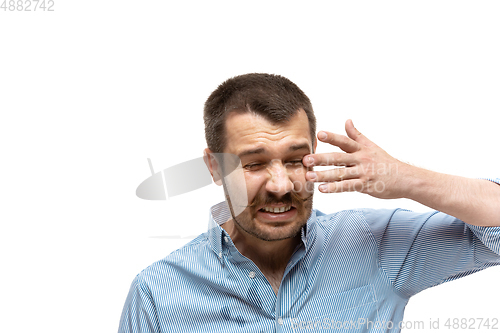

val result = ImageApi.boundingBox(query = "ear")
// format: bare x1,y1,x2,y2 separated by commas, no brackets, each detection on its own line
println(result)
203,148,223,186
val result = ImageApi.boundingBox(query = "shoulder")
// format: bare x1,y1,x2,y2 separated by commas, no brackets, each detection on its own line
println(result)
310,208,377,247
313,207,385,231
318,207,438,228
134,232,215,289
311,207,433,245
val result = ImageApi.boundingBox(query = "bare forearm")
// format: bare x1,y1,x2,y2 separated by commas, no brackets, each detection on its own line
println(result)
402,164,500,227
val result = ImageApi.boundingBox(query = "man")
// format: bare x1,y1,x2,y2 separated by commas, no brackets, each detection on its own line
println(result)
119,73,500,332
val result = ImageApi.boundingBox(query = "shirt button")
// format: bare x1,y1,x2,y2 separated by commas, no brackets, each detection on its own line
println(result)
277,317,283,325
248,271,256,279
224,236,229,243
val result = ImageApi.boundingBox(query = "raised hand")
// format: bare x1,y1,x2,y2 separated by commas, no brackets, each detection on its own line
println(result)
303,119,408,199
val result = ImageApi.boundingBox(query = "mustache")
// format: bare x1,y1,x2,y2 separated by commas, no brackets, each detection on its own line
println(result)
247,191,313,209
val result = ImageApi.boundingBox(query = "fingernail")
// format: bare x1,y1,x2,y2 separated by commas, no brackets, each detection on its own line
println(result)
306,156,314,165
319,184,327,191
307,171,317,180
318,132,327,140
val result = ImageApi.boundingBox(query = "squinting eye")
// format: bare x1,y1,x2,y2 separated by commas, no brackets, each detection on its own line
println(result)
288,160,304,166
244,163,263,171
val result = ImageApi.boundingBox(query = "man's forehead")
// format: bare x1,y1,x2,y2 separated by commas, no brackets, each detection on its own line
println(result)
224,110,313,154
236,141,312,159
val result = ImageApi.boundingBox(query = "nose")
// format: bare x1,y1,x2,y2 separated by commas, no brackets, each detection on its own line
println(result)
265,160,294,196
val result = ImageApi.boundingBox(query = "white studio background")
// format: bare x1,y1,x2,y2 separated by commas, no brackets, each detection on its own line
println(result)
1,1,499,332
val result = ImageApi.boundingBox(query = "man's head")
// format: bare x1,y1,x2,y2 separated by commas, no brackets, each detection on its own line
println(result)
203,73,317,242
204,73,316,154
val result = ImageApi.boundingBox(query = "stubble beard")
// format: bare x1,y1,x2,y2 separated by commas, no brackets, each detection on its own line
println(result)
225,188,314,242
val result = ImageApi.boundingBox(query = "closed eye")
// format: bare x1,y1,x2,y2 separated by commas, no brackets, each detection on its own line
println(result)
244,163,264,171
244,159,304,171
287,160,304,166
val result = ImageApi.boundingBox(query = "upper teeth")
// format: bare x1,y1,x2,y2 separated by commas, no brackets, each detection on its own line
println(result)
263,205,291,213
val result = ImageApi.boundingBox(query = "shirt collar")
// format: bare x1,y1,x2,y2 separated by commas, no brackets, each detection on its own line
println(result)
206,201,317,258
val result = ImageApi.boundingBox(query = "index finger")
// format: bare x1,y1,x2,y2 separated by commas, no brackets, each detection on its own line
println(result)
303,151,358,167
317,131,361,153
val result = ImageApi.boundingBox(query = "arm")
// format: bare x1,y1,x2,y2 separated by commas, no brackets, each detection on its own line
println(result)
401,169,500,227
364,207,500,297
303,119,500,227
118,274,161,333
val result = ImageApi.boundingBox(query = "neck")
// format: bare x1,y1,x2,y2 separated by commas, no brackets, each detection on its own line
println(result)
221,219,302,273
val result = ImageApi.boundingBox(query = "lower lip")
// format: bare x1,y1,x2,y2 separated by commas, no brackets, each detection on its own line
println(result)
256,207,298,222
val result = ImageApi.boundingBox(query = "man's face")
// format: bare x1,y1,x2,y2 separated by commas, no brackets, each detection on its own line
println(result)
218,109,315,241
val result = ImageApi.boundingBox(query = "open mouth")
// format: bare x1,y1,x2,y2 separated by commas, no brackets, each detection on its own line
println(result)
256,205,297,222
259,205,293,214
256,204,298,222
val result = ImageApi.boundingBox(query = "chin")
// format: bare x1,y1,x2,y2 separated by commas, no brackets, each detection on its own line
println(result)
227,192,314,241
248,213,309,242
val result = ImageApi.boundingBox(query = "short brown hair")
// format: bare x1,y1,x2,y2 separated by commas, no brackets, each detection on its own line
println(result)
204,73,317,153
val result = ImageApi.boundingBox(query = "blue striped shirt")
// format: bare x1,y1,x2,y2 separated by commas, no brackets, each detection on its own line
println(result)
119,182,500,332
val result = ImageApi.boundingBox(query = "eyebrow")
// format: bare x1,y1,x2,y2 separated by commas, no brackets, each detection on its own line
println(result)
238,143,311,158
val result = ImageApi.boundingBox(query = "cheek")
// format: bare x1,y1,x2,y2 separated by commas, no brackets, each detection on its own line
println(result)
243,173,265,199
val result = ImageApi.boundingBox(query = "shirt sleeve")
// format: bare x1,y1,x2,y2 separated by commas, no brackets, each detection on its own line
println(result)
118,274,162,333
363,179,500,298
